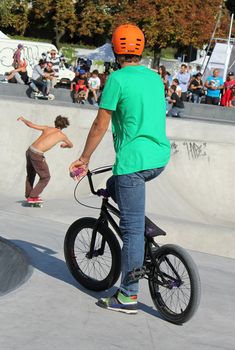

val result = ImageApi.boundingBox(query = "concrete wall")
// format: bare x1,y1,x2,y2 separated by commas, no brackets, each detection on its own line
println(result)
0,83,234,121
0,96,235,257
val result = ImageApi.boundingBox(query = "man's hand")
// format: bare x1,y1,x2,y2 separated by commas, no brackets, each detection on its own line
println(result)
60,142,68,148
69,159,88,180
17,116,25,122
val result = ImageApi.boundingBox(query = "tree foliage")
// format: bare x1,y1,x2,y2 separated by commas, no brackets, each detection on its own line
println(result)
76,0,230,64
31,0,77,48
0,0,232,56
0,0,29,35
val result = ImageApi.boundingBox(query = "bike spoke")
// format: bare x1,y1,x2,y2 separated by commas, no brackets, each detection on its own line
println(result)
155,253,192,315
73,227,112,281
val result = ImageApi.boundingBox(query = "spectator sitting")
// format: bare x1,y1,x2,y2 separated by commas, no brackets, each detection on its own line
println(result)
177,64,191,101
221,71,235,107
70,69,89,103
166,78,182,113
1,59,29,85
43,61,55,95
167,85,185,118
188,73,204,103
30,59,48,95
172,78,182,98
204,69,224,105
46,49,60,87
88,69,101,104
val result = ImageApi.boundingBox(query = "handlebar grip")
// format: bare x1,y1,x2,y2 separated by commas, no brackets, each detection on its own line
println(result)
70,168,84,177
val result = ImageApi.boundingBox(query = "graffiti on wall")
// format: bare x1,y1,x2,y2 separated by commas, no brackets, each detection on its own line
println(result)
171,141,208,161
0,44,52,76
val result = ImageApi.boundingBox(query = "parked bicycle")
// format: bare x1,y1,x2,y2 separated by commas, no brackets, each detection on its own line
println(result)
64,166,201,324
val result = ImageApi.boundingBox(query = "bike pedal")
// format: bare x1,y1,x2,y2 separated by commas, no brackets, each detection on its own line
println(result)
123,266,146,285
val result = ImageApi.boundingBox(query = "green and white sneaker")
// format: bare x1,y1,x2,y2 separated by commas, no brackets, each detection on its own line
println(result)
96,290,138,314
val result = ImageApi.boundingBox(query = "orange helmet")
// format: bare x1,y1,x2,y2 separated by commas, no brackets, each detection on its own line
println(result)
112,24,145,56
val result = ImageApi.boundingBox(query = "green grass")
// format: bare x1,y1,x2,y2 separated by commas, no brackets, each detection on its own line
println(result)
8,35,51,43
9,35,177,62
161,47,177,59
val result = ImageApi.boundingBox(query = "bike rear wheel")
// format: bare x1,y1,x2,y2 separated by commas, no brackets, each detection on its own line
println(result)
64,217,121,291
148,244,201,324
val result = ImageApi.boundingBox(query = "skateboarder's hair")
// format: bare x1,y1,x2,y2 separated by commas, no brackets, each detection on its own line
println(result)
54,115,70,129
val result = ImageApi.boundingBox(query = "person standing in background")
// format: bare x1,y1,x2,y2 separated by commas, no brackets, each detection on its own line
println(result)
204,69,224,105
177,64,191,101
12,43,24,69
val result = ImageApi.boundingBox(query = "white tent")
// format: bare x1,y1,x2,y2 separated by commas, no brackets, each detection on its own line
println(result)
78,43,115,62
0,31,10,39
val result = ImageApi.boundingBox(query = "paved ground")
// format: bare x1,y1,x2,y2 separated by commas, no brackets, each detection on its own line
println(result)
0,196,234,350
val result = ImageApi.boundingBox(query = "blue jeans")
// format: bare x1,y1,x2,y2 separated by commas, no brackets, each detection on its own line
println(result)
168,107,184,118
106,167,165,296
192,93,201,103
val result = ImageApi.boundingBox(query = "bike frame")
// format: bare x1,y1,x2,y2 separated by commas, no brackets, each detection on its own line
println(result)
85,168,181,287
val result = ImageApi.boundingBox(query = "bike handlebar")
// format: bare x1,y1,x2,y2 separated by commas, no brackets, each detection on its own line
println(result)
87,166,113,196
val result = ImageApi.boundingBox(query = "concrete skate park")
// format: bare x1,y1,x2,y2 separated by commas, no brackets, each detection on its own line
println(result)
0,91,234,350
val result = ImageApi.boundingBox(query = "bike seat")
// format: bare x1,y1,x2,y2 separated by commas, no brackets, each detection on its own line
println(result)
144,216,166,238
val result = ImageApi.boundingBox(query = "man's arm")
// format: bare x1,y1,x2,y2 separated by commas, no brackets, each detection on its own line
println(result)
17,116,47,131
60,135,73,148
69,108,112,177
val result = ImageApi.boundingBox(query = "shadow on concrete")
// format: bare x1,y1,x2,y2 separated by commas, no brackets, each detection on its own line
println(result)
10,238,164,319
0,236,33,296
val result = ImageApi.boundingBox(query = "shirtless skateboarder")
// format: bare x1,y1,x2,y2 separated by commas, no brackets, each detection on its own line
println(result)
17,115,73,203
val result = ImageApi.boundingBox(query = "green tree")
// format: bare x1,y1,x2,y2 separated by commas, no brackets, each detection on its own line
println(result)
0,0,30,35
104,0,231,66
75,0,113,45
31,0,77,48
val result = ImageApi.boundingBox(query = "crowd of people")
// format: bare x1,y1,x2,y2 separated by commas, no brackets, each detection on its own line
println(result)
0,45,63,98
1,43,234,111
156,63,235,117
0,44,109,104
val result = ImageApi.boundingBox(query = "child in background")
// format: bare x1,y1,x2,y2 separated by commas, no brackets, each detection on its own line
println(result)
88,69,101,104
167,85,185,117
71,69,89,103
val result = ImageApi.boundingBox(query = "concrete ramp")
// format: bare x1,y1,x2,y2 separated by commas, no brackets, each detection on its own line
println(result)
0,237,32,296
0,97,235,258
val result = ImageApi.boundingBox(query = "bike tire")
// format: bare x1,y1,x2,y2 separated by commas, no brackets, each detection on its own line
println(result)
64,217,121,291
148,244,201,324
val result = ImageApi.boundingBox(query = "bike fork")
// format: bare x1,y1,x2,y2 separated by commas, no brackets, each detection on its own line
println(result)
86,217,106,259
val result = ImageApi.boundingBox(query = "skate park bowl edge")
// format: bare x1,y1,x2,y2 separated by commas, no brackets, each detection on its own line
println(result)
0,236,32,296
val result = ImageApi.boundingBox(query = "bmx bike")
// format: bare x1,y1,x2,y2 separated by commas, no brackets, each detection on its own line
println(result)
64,166,201,324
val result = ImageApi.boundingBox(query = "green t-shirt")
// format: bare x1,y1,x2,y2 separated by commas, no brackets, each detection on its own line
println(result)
99,65,170,175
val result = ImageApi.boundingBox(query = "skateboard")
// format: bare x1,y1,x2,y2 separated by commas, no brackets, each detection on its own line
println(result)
34,93,55,101
74,90,86,104
23,200,43,208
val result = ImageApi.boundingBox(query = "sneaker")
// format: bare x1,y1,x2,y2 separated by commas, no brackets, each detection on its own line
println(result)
0,78,8,83
96,290,138,314
27,197,43,203
34,91,44,97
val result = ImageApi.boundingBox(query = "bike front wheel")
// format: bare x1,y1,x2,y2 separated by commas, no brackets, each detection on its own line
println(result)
64,217,121,291
148,244,201,324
